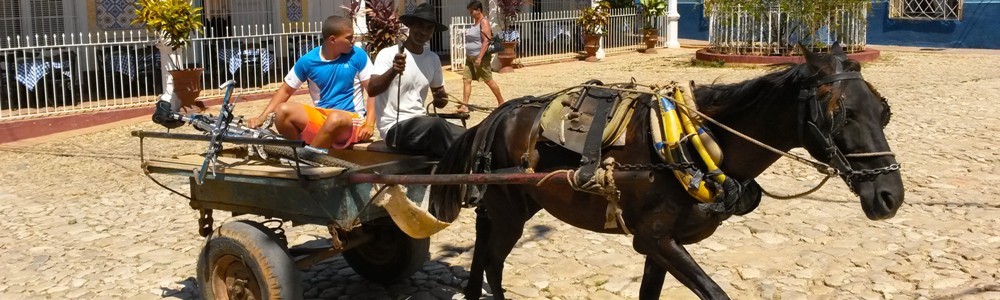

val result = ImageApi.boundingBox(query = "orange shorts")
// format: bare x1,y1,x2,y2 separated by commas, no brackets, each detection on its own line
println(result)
299,104,365,149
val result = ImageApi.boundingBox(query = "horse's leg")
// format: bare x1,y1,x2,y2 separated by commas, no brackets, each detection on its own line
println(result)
464,206,491,300
481,189,537,300
647,238,729,300
639,256,668,300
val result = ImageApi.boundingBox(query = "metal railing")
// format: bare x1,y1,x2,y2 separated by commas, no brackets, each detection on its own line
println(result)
182,22,323,104
1,31,157,120
1,22,323,121
450,7,652,71
706,3,868,56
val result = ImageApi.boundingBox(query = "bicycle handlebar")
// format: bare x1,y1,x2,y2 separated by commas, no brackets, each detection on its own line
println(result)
219,80,237,90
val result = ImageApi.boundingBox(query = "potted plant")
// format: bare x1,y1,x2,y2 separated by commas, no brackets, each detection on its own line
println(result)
577,1,610,62
496,0,530,72
495,29,520,73
132,0,204,108
639,0,666,53
364,0,402,59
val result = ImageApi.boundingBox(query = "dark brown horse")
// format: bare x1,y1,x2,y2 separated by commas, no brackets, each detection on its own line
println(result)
430,44,903,299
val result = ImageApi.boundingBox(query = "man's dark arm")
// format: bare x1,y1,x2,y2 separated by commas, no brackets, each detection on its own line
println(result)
430,86,448,108
368,68,398,97
368,51,406,97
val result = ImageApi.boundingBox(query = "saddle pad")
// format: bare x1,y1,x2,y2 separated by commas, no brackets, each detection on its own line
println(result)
538,87,643,153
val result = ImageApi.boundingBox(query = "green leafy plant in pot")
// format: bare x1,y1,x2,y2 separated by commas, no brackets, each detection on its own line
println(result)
639,0,666,53
364,0,402,59
132,0,204,108
577,1,610,62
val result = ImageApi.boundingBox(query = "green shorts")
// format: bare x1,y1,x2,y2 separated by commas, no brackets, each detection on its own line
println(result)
462,54,493,82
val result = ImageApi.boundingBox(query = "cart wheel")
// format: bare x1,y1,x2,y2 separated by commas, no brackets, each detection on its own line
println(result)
197,220,300,300
343,218,430,284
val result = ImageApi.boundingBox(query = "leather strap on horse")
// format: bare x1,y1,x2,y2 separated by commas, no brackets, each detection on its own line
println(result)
575,86,620,186
520,102,549,173
467,97,546,206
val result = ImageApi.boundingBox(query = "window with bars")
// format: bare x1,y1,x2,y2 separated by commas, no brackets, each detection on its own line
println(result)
0,1,24,41
0,0,77,47
890,0,963,20
530,0,586,12
203,0,275,35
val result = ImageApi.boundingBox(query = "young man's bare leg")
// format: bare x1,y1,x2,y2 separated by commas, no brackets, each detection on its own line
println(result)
459,79,473,113
274,102,309,140
485,79,504,105
309,111,354,149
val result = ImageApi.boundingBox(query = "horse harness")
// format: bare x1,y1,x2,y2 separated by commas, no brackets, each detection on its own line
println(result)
798,63,900,194
462,71,901,230
461,83,647,232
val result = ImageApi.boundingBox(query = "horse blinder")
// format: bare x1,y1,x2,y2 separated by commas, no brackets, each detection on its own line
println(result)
880,96,892,128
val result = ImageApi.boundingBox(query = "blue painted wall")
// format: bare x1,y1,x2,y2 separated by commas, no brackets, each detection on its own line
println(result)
676,0,1000,49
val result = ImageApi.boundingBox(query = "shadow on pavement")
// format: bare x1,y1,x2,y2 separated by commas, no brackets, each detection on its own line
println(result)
931,284,1000,300
165,238,493,300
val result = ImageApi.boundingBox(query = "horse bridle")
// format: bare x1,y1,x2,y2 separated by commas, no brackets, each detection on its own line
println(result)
797,65,900,194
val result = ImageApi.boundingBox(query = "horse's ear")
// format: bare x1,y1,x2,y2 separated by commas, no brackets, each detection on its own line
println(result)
798,43,819,62
799,43,824,72
831,41,847,59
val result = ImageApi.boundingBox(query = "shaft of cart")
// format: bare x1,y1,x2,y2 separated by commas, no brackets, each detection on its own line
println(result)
345,171,654,185
131,130,306,147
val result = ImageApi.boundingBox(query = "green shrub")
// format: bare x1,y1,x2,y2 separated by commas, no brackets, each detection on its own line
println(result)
132,0,203,51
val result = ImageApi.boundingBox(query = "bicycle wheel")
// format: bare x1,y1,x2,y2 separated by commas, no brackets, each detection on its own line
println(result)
255,145,362,169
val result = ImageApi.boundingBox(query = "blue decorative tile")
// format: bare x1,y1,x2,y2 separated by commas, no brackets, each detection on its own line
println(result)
97,0,142,30
406,0,417,14
287,0,303,22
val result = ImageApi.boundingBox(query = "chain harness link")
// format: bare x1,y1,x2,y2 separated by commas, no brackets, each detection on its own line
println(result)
845,163,902,185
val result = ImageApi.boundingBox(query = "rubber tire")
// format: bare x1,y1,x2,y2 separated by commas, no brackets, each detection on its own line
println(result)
342,218,430,284
258,145,362,169
197,220,301,300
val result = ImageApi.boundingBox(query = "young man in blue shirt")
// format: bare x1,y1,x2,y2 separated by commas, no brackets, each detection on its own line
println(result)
247,16,374,150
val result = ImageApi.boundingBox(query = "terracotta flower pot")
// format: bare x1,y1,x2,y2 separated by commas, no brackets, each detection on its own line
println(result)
583,34,601,62
497,41,518,73
169,68,203,108
643,28,659,54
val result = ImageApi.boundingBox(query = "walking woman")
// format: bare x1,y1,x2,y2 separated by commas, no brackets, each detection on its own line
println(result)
460,0,504,113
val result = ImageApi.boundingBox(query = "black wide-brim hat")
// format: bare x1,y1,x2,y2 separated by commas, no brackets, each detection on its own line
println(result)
399,3,449,32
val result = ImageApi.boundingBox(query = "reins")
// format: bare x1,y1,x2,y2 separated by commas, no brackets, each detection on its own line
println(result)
425,95,496,114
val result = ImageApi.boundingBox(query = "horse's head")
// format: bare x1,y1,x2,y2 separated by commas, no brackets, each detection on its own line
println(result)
797,43,903,220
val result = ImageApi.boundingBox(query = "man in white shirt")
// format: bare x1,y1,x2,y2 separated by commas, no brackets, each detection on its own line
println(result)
368,4,464,157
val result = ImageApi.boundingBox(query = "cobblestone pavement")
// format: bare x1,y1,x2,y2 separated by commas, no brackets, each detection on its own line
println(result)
1,47,999,300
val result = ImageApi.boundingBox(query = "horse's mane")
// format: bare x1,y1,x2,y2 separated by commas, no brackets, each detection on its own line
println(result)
693,63,812,117
694,56,863,117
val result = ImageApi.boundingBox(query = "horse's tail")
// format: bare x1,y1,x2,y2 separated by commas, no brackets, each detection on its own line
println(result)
429,124,480,223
